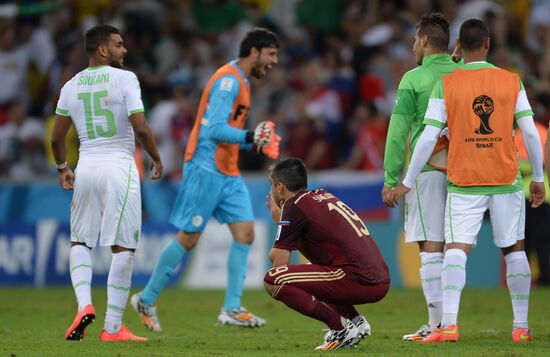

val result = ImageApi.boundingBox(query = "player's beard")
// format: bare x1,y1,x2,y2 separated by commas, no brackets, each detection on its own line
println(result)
251,60,266,79
110,57,124,69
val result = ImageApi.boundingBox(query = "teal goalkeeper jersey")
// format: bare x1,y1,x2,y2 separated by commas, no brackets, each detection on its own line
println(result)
384,54,461,187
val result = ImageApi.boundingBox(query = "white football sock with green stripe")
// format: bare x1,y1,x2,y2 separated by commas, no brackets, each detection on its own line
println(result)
69,245,93,311
105,251,134,334
441,248,467,327
505,251,531,329
420,252,443,329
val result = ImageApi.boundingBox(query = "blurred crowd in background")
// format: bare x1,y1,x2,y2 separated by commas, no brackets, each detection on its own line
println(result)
1,0,550,181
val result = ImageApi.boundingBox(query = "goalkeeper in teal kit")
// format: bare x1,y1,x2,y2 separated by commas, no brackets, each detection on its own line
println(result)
381,13,461,340
131,28,281,330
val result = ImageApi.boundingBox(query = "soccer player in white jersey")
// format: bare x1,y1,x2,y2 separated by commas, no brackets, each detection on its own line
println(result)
51,25,163,342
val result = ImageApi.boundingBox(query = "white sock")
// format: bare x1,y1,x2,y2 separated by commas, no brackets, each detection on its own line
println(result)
69,245,93,311
505,251,531,329
105,251,134,334
441,249,467,327
420,252,443,329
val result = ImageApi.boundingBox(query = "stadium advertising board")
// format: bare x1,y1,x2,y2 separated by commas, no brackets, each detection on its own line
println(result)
0,220,269,288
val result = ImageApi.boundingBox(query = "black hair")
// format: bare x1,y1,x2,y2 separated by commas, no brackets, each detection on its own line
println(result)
239,27,280,57
270,158,307,192
85,25,120,55
416,12,450,51
459,19,490,52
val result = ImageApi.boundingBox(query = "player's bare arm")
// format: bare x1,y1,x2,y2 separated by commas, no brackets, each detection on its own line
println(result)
129,112,163,179
51,114,75,190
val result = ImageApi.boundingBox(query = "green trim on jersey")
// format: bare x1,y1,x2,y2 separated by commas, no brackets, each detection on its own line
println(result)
424,119,445,129
86,65,109,70
460,62,496,70
448,170,523,194
129,108,145,115
384,54,461,187
55,107,69,116
514,109,534,120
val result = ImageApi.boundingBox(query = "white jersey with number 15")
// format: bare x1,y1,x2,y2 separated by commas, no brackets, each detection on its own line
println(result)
55,65,144,161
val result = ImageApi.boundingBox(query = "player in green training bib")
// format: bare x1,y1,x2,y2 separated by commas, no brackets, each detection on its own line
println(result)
381,13,461,341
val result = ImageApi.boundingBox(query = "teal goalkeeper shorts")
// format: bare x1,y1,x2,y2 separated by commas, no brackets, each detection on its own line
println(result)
169,161,254,233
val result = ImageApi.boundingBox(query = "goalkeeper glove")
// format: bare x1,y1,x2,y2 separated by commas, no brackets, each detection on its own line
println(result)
255,134,281,160
253,121,275,146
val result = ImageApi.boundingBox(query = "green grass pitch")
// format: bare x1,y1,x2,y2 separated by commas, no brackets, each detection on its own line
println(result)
1,287,549,356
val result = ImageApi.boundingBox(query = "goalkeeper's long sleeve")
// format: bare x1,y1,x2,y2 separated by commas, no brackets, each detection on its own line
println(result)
205,75,248,144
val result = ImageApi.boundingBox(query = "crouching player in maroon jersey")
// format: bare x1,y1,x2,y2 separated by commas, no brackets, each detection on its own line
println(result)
264,158,390,350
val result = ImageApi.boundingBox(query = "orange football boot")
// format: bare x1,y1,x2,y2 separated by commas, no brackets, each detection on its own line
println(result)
422,324,459,342
99,324,148,341
65,304,96,341
512,327,533,342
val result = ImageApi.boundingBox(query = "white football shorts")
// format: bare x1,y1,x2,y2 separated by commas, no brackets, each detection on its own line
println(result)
444,190,525,248
70,160,141,249
404,170,447,243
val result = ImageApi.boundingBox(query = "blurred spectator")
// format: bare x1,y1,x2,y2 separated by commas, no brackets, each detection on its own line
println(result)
0,101,45,179
0,15,54,116
527,0,550,55
149,86,195,179
296,58,343,144
341,102,388,171
282,93,334,170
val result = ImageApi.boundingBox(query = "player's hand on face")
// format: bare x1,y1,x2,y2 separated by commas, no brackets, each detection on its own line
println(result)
266,194,282,222
387,184,411,208
529,181,545,208
59,168,75,190
150,159,163,180
381,185,393,208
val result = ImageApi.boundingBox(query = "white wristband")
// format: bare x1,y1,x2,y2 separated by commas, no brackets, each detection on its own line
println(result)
56,161,67,171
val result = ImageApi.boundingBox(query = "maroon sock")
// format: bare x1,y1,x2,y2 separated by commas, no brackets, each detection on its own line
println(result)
326,303,359,320
275,285,343,330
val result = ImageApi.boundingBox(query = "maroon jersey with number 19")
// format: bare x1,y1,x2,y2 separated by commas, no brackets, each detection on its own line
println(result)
274,189,390,285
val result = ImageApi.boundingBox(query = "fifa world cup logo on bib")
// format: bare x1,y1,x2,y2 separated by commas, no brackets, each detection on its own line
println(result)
472,95,495,135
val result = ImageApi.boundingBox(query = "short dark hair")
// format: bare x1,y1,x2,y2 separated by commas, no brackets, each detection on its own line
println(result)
416,12,450,51
459,19,490,52
270,158,307,192
85,25,120,55
239,27,280,57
